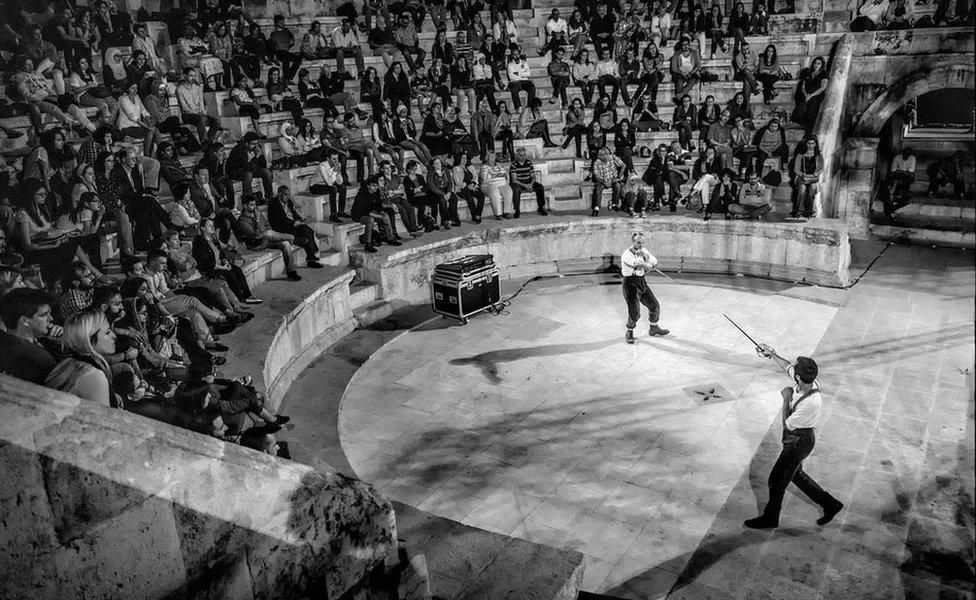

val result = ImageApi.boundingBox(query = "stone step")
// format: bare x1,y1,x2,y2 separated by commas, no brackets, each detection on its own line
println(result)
349,279,380,308
869,224,976,248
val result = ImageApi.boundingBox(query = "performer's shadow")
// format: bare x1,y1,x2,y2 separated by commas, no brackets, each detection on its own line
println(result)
449,339,618,384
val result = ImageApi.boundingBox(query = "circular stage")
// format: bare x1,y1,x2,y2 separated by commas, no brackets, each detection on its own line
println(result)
339,276,838,592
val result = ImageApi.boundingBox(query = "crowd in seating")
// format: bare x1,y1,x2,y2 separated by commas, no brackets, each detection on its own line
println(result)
0,0,865,447
850,0,973,30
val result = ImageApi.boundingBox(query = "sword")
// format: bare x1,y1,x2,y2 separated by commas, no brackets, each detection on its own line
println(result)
654,268,676,283
723,314,762,350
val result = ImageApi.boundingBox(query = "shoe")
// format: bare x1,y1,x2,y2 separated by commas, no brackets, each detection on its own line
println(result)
286,271,302,281
243,297,263,305
590,208,600,217
206,342,229,352
537,208,547,216
628,210,636,218
442,222,451,230
329,214,342,223
473,216,482,223
387,239,402,246
364,244,378,253
669,204,677,213
743,516,778,529
409,228,425,237
451,219,461,227
307,260,324,268
817,501,844,526
703,213,711,221
648,324,670,336
235,311,255,323
513,211,520,219
211,355,227,366
638,211,645,218
501,213,510,219
495,216,503,220
625,329,635,344
543,142,558,148
273,415,291,426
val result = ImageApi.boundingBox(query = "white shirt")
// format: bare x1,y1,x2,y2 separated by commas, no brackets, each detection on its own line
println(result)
315,161,343,187
620,246,656,277
596,59,618,77
546,18,568,35
859,0,890,23
891,154,916,174
332,27,359,49
784,386,822,430
507,60,531,82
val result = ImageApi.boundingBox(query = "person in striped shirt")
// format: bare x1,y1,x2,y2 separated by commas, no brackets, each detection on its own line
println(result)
508,148,548,218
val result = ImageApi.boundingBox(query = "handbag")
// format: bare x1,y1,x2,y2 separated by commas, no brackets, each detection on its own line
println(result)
699,69,720,82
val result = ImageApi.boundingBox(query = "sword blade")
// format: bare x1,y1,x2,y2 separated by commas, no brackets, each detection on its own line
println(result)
723,314,762,349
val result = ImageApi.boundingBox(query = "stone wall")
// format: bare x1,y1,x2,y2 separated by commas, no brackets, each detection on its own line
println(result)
354,218,852,303
0,376,397,600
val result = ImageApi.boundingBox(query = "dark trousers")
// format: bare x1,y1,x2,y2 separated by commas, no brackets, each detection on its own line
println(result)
310,183,348,215
474,81,497,111
623,275,660,329
762,428,839,522
512,181,545,214
459,188,485,220
508,80,536,109
274,50,303,81
230,166,274,199
597,74,620,104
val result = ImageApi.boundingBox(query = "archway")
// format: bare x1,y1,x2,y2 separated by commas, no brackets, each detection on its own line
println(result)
854,63,975,137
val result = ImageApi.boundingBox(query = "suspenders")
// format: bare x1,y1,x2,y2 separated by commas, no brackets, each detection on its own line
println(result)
782,387,821,431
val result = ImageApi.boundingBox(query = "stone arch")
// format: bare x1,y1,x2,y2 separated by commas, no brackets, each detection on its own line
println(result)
854,62,975,137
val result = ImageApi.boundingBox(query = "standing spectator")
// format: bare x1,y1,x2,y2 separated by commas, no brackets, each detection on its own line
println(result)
227,132,274,200
589,3,617,57
177,68,222,144
332,19,366,80
591,146,625,216
791,137,824,219
270,15,303,81
236,195,303,280
509,148,548,217
268,186,325,269
670,38,702,102
506,47,536,111
791,57,828,132
479,151,514,219
572,50,597,106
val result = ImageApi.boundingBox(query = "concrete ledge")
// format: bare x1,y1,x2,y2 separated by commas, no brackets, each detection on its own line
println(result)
355,218,853,303
0,375,397,600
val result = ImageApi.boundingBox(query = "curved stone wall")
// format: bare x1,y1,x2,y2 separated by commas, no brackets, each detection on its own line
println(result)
354,218,852,304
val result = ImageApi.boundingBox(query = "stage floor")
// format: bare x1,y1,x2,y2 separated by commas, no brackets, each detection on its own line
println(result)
340,277,840,593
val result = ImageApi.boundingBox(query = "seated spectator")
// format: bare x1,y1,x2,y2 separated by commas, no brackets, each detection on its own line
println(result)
227,132,274,200
591,146,626,216
561,98,588,157
7,56,92,136
452,152,486,223
426,157,459,229
727,2,752,49
595,49,620,105
230,75,273,134
572,49,597,107
728,170,773,220
517,98,558,148
102,47,131,96
883,147,916,214
178,22,224,88
703,5,728,59
670,38,701,102
927,151,968,199
635,43,665,108
268,186,325,269
642,143,683,211
589,3,616,57
177,68,222,145
132,22,167,75
94,0,133,47
791,56,828,133
403,160,440,231
66,56,117,126
698,95,721,151
0,288,58,384
614,118,638,176
733,41,760,99
618,47,640,107
46,308,118,407
791,136,824,219
704,169,739,220
144,248,239,332
621,174,649,217
506,47,537,111
309,151,349,223
632,97,668,132
540,8,569,57
109,147,173,251
332,18,365,79
673,94,699,152
177,361,288,436
730,116,757,177
683,146,722,208
161,230,255,320
393,12,426,73
267,66,305,123
114,296,188,390
479,151,514,219
350,177,394,253
235,196,303,281
755,44,788,105
851,0,890,30
54,262,96,323
567,9,588,58
509,148,548,218
752,117,790,175
301,21,333,59
377,162,424,236
705,110,735,171
166,182,202,232
191,219,261,305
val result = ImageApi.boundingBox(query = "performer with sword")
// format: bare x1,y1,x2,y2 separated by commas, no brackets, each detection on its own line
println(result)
724,314,845,529
621,232,670,344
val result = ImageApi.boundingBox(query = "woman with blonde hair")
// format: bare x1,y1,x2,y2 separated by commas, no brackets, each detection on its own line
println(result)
46,308,118,407
479,150,513,219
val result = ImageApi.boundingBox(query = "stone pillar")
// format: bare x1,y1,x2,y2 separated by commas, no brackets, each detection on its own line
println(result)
813,33,855,219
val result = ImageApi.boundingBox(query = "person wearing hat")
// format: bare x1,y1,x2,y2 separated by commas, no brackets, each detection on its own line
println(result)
746,345,844,529
620,232,669,344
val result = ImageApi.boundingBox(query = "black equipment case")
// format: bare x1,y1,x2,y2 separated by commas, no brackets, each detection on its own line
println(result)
431,255,499,324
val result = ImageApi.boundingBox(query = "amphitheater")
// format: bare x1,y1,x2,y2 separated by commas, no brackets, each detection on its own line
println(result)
0,0,973,598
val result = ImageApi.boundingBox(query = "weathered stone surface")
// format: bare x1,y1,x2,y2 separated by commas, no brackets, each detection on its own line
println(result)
355,218,851,302
0,376,397,600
